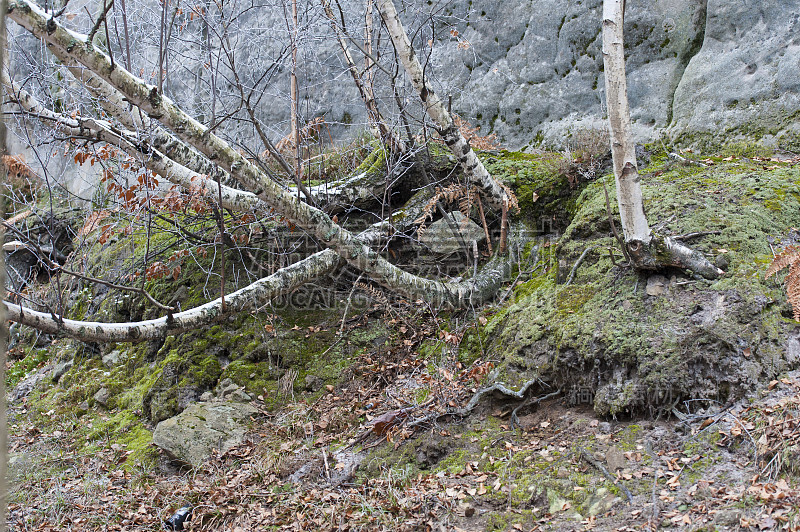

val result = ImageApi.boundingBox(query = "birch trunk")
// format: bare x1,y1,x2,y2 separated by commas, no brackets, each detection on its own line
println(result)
602,0,650,245
7,0,512,306
375,0,510,211
320,0,404,153
4,250,343,342
602,0,723,279
5,80,268,215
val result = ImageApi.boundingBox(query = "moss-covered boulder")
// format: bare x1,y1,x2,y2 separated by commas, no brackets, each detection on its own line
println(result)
481,150,583,232
483,155,800,415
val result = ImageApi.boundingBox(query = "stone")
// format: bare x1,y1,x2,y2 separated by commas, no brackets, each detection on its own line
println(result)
215,378,251,402
93,387,111,407
152,401,258,468
419,211,486,255
7,452,33,485
605,445,626,472
102,350,123,367
304,374,323,392
10,365,52,402
714,508,743,526
646,275,669,296
51,359,73,383
585,487,621,517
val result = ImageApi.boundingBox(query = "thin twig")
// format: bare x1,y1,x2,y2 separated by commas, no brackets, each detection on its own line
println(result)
602,176,630,264
86,0,113,44
578,446,634,504
564,245,597,286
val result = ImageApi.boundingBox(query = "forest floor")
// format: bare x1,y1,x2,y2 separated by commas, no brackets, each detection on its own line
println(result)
6,321,800,531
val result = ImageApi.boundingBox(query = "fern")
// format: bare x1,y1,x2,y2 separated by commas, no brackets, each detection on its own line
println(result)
766,246,800,320
414,184,478,237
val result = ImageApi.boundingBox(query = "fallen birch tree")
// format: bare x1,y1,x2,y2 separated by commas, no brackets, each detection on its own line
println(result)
2,0,516,342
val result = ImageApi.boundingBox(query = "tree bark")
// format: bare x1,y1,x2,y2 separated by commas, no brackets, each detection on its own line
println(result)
7,0,513,306
602,0,723,279
5,80,269,215
4,250,343,342
602,0,650,245
320,0,404,153
375,0,511,212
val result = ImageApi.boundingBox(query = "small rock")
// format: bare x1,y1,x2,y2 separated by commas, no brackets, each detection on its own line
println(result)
93,387,111,406
51,360,73,383
304,374,323,392
152,401,258,468
199,391,214,402
102,350,123,367
586,487,620,517
714,508,743,526
598,421,612,434
605,445,626,471
419,211,486,255
645,275,669,296
226,388,252,403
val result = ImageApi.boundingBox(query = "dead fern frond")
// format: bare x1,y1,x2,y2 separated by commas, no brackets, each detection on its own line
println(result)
500,182,521,213
766,246,800,278
414,184,473,237
354,281,392,317
766,245,800,320
452,114,501,151
3,154,35,180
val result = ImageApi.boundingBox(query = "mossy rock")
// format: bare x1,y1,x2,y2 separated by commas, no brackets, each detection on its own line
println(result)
483,156,800,415
480,150,581,232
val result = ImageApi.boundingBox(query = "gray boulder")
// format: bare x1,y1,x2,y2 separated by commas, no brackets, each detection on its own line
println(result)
419,212,486,255
152,401,258,468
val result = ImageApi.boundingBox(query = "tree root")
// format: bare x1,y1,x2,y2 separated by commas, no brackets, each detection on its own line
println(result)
407,380,559,430
627,233,724,279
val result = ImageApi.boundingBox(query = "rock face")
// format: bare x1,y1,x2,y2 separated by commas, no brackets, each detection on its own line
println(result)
434,0,800,149
484,157,800,415
15,0,795,161
152,401,258,468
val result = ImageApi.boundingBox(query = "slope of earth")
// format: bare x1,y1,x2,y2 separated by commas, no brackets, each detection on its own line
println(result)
6,143,800,531
477,147,800,416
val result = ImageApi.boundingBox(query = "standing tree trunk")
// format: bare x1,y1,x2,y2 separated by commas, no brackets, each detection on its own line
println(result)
602,0,723,279
602,0,650,246
0,0,9,525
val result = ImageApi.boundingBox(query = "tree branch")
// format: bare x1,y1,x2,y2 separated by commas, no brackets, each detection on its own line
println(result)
8,0,518,307
4,249,343,342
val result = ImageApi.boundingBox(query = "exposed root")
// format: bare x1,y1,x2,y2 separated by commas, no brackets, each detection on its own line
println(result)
627,233,724,280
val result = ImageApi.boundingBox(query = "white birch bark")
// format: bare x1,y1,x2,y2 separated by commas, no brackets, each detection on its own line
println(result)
320,0,404,153
601,0,722,278
375,0,510,211
7,0,510,307
601,0,651,245
4,250,343,342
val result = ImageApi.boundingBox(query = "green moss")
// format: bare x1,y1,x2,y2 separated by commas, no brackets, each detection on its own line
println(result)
7,347,50,387
484,156,800,414
480,150,579,229
434,449,470,475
